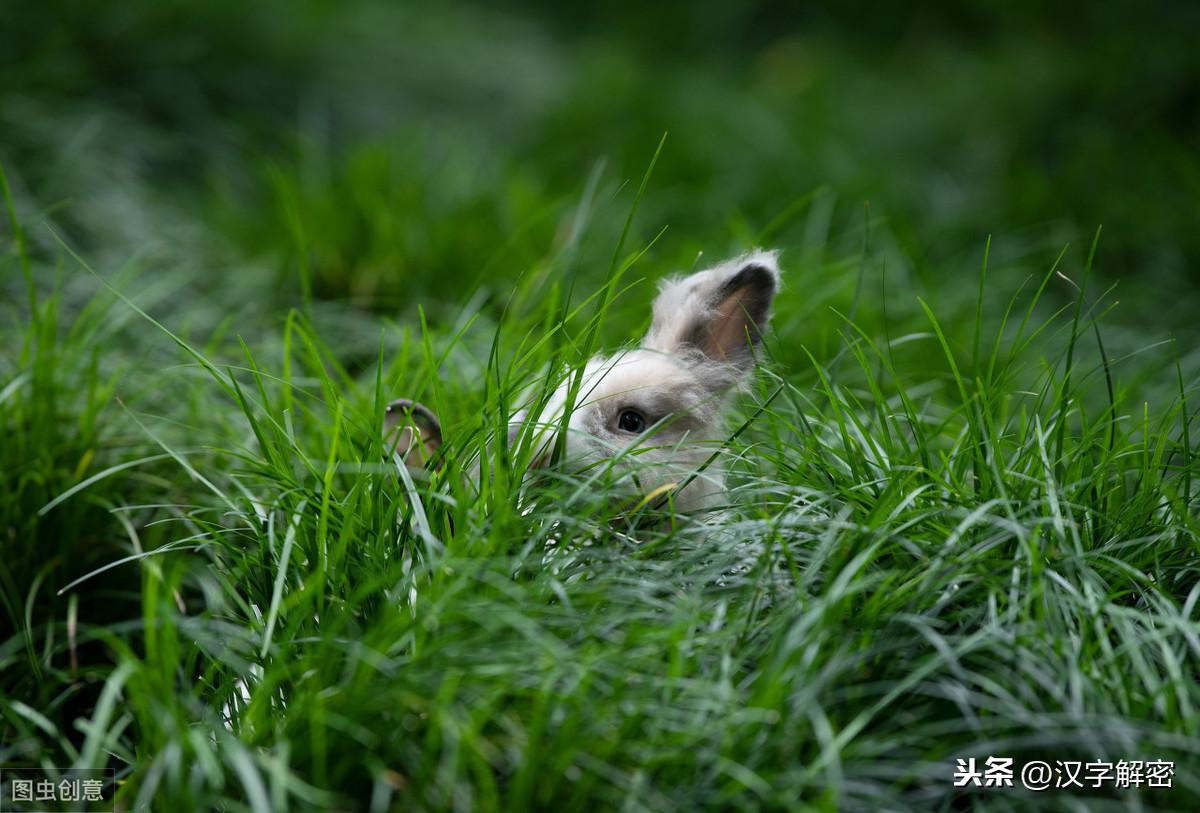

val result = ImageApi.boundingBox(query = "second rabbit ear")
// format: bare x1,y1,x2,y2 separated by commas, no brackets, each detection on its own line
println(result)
384,399,443,469
644,251,780,370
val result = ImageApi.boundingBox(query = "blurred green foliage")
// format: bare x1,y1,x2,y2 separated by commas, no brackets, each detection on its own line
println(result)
3,0,1198,321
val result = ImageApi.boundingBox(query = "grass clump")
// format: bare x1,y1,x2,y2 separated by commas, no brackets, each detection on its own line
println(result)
3,170,1197,809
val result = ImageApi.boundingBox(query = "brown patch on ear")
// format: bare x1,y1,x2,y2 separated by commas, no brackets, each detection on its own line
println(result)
690,262,776,367
384,399,442,468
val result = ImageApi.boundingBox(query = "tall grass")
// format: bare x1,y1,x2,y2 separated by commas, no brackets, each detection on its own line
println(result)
3,4,1200,808
3,156,1197,809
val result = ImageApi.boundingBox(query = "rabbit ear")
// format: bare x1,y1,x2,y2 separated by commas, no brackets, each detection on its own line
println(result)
643,251,780,374
384,399,442,468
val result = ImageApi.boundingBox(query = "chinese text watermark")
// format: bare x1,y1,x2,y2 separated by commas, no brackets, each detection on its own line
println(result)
953,757,1174,791
1,768,115,812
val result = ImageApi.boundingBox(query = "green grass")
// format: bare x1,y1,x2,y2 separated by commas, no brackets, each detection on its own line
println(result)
5,172,1199,809
3,2,1200,810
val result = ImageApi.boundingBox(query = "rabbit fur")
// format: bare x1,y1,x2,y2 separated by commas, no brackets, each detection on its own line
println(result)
385,250,780,513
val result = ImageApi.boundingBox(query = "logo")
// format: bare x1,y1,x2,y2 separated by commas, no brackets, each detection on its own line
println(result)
1,769,116,812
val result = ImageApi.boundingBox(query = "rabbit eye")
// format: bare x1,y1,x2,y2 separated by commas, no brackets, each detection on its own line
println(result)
616,408,648,434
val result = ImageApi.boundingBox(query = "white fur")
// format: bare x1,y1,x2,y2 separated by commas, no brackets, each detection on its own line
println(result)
506,250,781,512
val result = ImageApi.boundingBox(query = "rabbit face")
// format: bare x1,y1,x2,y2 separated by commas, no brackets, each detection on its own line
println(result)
386,250,780,513
508,348,731,511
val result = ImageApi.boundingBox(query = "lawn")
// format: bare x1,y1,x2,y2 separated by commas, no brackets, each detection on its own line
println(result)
2,2,1199,810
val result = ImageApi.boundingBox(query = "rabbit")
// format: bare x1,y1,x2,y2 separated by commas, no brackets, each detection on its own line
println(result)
384,250,780,513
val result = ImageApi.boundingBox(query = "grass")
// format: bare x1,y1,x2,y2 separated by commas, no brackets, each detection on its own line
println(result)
5,171,1199,810
3,2,1200,810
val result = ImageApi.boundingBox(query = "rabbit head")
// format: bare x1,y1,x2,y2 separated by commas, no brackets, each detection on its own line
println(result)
386,250,780,512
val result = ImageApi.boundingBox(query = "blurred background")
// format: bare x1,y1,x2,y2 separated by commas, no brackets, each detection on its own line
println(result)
2,0,1199,348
